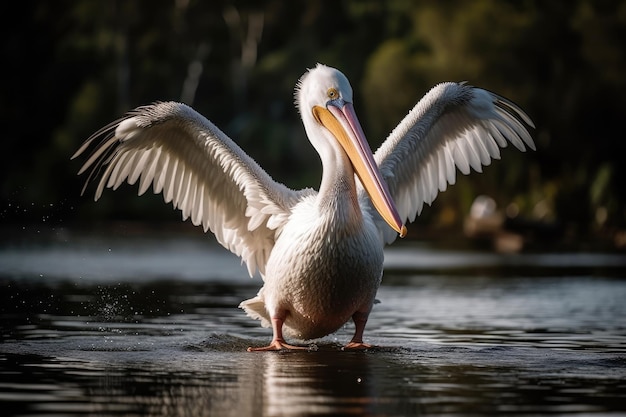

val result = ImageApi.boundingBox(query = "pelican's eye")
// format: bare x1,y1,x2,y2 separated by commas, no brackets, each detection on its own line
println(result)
327,88,339,100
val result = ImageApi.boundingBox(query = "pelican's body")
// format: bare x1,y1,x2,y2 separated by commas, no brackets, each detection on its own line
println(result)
247,193,384,340
73,64,534,350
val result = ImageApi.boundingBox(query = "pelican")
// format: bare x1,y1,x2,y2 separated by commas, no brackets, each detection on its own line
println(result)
73,64,534,351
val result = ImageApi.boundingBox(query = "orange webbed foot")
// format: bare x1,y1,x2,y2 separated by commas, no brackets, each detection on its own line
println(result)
247,338,310,352
343,341,373,350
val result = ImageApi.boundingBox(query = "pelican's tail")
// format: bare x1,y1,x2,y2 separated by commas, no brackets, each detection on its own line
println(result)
239,288,328,340
239,292,271,329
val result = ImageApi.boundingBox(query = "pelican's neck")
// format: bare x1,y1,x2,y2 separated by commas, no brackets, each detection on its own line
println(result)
300,106,363,232
316,145,363,231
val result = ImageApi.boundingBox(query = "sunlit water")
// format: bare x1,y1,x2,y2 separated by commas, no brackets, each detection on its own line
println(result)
1,229,625,416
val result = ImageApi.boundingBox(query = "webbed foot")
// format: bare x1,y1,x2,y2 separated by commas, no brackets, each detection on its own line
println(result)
343,341,373,350
247,338,309,352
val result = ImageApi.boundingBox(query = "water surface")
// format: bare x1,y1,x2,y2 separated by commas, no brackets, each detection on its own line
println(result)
1,229,625,416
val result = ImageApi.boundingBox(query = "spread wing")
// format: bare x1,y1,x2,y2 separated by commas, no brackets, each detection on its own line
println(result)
73,102,312,276
363,83,535,244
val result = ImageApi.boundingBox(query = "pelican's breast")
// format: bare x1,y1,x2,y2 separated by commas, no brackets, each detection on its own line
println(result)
262,197,384,339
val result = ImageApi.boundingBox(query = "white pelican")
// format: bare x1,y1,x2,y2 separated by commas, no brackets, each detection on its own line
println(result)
73,64,534,351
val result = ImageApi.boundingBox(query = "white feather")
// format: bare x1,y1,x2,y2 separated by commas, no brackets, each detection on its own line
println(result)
73,102,309,277
366,82,535,244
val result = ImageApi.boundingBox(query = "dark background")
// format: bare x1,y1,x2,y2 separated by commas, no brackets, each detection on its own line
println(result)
3,0,625,247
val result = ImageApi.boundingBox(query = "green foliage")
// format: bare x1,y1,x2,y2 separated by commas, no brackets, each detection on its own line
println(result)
3,0,626,236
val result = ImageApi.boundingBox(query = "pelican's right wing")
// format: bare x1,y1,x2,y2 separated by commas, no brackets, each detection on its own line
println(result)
365,83,535,244
73,102,312,277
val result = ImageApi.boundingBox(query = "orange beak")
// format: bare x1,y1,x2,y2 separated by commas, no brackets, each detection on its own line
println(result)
313,102,406,238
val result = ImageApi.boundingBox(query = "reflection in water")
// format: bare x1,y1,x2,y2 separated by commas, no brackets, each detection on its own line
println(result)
0,349,388,416
3,343,625,416
1,234,626,416
262,350,379,416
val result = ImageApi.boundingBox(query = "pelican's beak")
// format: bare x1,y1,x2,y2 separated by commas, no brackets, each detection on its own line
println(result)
313,102,407,238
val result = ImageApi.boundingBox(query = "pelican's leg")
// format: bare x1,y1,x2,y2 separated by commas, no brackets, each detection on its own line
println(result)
344,310,373,350
247,312,308,352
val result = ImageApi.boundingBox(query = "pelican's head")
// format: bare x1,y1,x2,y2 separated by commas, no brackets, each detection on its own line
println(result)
296,64,406,237
296,64,354,114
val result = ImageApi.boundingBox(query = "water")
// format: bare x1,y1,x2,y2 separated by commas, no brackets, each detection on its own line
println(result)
1,228,625,416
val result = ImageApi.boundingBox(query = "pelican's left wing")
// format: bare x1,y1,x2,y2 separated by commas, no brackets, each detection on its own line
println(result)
73,102,311,276
362,83,535,244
